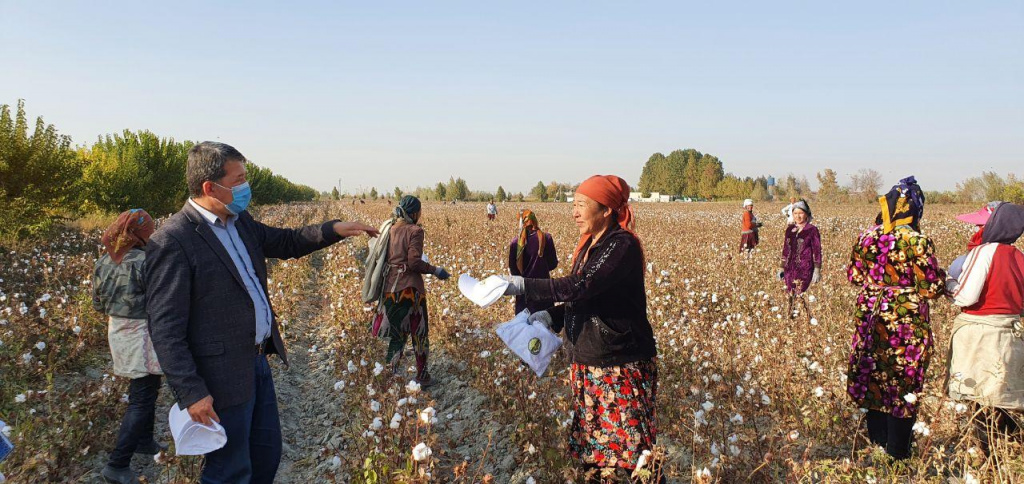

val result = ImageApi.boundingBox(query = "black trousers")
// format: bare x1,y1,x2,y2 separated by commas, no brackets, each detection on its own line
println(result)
865,409,916,460
107,374,162,469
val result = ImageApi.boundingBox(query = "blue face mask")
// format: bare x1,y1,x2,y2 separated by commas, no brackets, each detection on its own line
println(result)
214,181,252,215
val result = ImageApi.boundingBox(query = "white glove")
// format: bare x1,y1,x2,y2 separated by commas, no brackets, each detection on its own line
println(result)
811,267,821,284
527,310,553,330
502,275,525,296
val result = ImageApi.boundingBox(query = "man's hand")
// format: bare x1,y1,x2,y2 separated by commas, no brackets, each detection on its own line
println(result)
333,221,380,238
188,395,220,426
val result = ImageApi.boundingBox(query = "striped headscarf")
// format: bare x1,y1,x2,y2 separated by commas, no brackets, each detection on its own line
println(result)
101,209,155,264
516,209,547,273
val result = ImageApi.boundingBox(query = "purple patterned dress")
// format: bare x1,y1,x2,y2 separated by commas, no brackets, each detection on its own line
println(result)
846,225,946,418
782,223,822,294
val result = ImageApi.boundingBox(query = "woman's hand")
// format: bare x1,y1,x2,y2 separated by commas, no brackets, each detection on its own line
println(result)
811,267,821,284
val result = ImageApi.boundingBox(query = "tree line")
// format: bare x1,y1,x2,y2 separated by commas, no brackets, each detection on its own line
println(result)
0,100,317,241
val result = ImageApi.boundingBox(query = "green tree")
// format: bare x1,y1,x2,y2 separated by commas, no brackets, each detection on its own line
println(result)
369,187,378,200
445,177,470,201
0,100,79,239
331,187,340,200
530,181,549,201
394,186,403,199
435,182,447,201
495,186,507,202
816,169,841,202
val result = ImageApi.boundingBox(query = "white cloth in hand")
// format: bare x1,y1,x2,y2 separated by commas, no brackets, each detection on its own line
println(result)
168,402,227,455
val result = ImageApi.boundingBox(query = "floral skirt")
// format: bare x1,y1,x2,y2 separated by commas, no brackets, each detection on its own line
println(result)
568,358,657,469
846,287,932,418
372,288,429,378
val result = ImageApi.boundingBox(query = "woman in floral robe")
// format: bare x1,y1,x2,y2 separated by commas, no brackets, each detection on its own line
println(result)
846,176,946,460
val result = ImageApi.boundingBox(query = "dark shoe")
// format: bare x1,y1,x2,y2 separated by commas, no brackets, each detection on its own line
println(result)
134,440,168,455
415,372,439,388
101,465,140,484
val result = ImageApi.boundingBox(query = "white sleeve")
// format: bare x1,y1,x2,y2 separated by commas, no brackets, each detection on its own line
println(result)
952,244,996,307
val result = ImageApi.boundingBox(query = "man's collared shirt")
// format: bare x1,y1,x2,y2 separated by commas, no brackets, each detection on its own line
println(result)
188,199,272,344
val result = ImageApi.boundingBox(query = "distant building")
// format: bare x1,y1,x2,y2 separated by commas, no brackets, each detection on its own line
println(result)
628,191,674,203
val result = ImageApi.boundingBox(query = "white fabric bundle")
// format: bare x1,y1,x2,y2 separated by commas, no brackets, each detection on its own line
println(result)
458,274,509,308
168,403,228,455
495,310,563,377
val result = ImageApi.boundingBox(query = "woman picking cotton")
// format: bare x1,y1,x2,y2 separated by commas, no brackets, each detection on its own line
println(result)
92,209,165,484
947,202,1024,446
845,176,946,460
507,209,559,316
371,195,450,387
739,199,761,254
501,175,660,483
779,200,822,320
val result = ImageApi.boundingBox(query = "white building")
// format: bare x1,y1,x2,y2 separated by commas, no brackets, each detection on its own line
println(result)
628,191,674,203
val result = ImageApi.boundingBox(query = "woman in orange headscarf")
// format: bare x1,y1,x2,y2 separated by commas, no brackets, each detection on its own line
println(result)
503,175,660,482
507,209,559,315
92,209,166,483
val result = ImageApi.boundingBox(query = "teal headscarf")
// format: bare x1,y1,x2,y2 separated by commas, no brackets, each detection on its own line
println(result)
395,195,421,224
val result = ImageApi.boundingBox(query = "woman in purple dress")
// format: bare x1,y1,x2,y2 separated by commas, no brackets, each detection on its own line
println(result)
508,209,558,315
779,200,822,319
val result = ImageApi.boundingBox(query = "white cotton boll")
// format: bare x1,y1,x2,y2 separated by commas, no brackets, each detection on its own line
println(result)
526,477,536,484
334,381,345,391
814,387,824,397
331,455,341,469
699,467,711,478
373,362,384,376
361,359,368,366
702,401,714,412
903,393,918,404
370,417,383,430
788,430,800,441
370,400,381,413
526,443,536,454
397,398,408,408
35,341,45,351
347,360,357,373
527,392,537,400
419,407,436,424
912,421,931,436
810,318,819,326
72,325,81,335
14,393,26,403
390,413,402,429
808,295,817,303
412,442,432,461
964,472,979,484
955,403,968,414
761,394,772,405
694,410,706,426
730,413,743,424
710,442,721,456
635,449,652,470
479,350,491,358
729,444,740,456
405,380,421,394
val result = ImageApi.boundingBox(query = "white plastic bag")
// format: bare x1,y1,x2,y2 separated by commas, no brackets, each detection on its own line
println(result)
495,310,563,377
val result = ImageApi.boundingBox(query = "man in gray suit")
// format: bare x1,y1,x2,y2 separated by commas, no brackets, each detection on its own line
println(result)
146,142,377,483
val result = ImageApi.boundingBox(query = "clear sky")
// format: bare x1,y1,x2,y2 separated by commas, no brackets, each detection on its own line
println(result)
2,1,1021,194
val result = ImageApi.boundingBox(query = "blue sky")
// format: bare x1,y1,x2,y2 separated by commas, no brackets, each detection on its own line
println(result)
2,1,1021,194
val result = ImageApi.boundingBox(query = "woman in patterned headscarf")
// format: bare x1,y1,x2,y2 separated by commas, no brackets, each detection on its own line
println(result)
502,175,660,483
92,209,166,484
845,176,946,460
779,199,822,319
507,209,559,315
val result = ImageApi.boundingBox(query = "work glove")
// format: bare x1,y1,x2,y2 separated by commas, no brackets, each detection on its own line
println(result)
811,267,821,284
434,267,451,280
501,275,525,296
527,310,553,330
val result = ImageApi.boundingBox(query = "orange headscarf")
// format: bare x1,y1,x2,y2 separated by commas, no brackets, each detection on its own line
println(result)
101,209,155,264
571,175,642,266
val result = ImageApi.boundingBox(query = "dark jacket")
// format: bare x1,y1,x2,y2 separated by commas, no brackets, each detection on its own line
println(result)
509,231,558,314
93,248,147,319
524,226,657,367
145,202,342,410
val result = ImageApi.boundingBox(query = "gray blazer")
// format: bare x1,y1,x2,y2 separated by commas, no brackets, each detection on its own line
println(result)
146,202,342,410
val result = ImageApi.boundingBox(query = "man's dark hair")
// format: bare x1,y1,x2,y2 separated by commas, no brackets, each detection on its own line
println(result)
186,141,246,197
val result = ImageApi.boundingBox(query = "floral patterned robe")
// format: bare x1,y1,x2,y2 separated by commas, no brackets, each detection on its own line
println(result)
846,225,946,418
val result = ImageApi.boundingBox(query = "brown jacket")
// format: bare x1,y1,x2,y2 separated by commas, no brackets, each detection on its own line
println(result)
384,222,437,294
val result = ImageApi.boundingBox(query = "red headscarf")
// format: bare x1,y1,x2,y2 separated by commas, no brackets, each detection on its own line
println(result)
571,175,642,266
101,209,155,264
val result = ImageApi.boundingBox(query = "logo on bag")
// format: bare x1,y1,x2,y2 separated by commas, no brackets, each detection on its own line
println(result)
528,337,542,355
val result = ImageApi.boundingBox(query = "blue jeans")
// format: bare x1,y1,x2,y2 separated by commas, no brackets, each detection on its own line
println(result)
108,374,162,469
201,355,282,484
